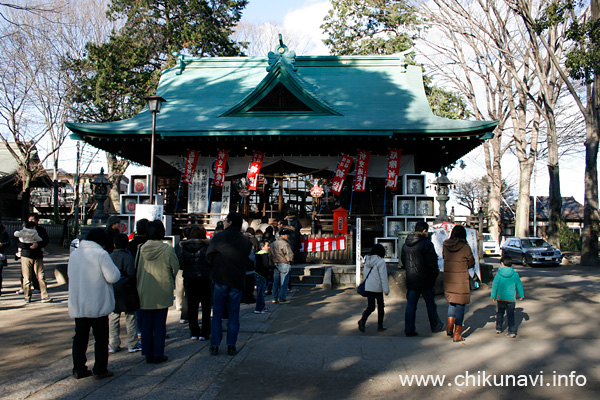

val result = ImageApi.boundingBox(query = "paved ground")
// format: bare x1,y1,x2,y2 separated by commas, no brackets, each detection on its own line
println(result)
1,248,600,399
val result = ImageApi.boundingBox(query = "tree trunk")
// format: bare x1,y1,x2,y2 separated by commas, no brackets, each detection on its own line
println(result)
581,81,600,264
20,174,32,222
53,154,60,223
106,152,129,214
545,110,561,247
483,127,503,243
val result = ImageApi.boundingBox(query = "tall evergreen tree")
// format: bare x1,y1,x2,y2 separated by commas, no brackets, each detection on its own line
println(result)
64,0,248,211
321,0,469,120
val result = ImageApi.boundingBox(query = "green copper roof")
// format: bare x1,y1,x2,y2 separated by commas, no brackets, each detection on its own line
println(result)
65,53,497,139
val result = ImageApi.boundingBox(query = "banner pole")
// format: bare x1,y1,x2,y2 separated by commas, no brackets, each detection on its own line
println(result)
175,170,184,214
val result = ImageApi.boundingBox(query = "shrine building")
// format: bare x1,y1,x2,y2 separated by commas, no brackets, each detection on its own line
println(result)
65,39,497,253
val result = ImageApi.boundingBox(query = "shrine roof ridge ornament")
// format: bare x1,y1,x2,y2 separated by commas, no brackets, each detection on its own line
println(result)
267,34,297,72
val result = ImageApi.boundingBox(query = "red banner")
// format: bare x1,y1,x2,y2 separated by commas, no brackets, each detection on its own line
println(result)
385,149,402,189
247,151,264,191
331,154,354,196
353,150,370,192
182,150,199,184
213,149,228,187
300,236,347,252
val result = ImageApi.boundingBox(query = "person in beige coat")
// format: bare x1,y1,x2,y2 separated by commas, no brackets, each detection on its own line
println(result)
442,225,475,342
136,220,179,364
358,244,390,333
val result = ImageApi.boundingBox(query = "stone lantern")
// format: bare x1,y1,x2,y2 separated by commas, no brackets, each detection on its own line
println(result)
90,168,112,224
431,172,454,223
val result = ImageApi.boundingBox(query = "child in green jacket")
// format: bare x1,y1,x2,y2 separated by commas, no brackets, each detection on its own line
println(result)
491,255,525,338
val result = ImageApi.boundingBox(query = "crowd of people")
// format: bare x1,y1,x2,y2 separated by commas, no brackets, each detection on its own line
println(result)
64,212,300,379
0,212,525,380
358,222,525,343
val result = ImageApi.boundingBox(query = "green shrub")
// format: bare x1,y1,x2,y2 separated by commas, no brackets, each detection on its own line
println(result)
560,221,582,251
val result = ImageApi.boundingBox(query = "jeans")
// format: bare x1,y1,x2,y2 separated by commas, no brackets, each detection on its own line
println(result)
272,263,291,302
405,287,444,334
109,311,138,349
210,282,242,347
360,292,385,328
496,301,516,334
255,274,267,312
447,303,466,326
72,316,109,375
139,308,168,358
186,276,212,338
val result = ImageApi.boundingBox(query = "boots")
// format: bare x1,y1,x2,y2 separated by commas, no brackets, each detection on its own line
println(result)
453,324,465,342
446,317,455,337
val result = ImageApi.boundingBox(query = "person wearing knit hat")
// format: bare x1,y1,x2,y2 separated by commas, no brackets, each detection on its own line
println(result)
105,216,122,254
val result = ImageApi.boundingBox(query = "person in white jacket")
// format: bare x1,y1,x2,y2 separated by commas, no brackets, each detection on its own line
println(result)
358,244,390,333
68,228,120,380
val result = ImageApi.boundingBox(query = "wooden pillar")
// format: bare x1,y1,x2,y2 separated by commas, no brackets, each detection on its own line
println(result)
278,176,284,216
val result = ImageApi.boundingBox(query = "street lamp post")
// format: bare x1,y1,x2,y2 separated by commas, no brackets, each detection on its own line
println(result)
144,95,167,203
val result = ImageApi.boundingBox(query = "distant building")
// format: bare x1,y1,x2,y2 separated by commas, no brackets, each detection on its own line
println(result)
500,196,584,237
0,142,51,219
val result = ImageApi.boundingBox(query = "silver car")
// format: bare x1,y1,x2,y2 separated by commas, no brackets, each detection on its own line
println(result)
501,237,562,266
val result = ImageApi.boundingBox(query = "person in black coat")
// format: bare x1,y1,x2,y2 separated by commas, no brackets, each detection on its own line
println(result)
177,226,211,340
108,234,141,353
206,213,252,356
400,221,444,336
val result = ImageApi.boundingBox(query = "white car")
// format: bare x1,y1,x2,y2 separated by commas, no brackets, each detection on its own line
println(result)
482,233,501,256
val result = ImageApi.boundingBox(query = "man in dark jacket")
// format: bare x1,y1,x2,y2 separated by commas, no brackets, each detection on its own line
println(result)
127,218,149,258
206,213,252,356
105,216,121,254
108,234,141,353
177,226,211,340
19,213,52,303
400,221,444,336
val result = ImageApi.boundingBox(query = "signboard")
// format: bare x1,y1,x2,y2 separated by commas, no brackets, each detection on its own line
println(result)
135,204,164,226
188,165,210,213
221,181,231,215
430,222,481,279
356,217,362,285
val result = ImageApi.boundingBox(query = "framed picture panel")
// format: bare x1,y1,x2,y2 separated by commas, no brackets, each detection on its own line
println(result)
384,216,406,238
403,174,426,195
405,218,428,233
416,197,435,216
394,196,416,216
375,237,398,262
130,175,149,194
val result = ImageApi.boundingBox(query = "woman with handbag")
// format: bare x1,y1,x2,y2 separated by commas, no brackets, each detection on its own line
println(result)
357,244,389,333
442,225,475,342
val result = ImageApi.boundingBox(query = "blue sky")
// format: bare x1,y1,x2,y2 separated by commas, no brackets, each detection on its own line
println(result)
242,0,308,24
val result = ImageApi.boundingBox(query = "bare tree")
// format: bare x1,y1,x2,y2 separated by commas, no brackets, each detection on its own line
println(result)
0,29,51,220
509,0,599,264
419,0,514,243
420,0,573,245
232,21,317,56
